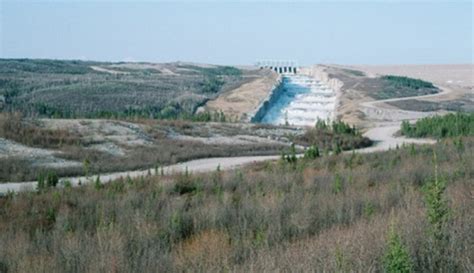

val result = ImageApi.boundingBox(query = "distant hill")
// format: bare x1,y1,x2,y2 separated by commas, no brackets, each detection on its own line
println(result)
0,59,266,119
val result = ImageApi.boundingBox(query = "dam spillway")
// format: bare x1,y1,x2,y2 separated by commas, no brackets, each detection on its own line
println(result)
257,74,336,126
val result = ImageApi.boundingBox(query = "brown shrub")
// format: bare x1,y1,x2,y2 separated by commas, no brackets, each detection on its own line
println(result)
174,229,231,271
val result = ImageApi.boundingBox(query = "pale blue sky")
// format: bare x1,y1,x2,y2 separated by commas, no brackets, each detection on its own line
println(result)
1,1,472,65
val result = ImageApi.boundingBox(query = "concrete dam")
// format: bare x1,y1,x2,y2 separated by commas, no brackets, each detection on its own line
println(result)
252,71,337,127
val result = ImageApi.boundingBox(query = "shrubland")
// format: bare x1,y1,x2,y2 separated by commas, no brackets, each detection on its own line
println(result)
0,113,291,182
0,59,258,119
0,135,472,272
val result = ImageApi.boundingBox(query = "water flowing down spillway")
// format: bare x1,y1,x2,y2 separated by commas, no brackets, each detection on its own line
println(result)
260,74,336,126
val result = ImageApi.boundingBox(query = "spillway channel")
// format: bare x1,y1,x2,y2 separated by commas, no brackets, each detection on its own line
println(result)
259,74,336,126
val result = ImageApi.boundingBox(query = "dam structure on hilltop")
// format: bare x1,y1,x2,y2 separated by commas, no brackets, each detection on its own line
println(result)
256,60,298,74
252,63,336,126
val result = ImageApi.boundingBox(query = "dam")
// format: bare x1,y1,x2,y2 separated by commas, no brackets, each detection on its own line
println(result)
255,73,336,127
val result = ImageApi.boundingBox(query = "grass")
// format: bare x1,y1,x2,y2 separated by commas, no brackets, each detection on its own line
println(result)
0,137,472,272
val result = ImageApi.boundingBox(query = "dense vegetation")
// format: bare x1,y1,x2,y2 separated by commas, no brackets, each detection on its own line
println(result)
0,59,253,119
295,119,372,152
381,75,435,90
401,112,474,138
0,136,472,272
368,75,439,100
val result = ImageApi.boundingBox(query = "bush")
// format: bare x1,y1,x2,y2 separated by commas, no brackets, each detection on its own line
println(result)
296,119,372,151
173,171,198,195
46,171,59,188
37,171,58,190
304,145,320,159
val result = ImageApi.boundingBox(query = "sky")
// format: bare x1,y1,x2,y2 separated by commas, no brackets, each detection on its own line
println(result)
1,1,472,65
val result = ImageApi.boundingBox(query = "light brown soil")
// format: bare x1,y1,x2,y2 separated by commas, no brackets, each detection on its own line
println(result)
204,70,279,121
344,64,473,102
327,64,473,129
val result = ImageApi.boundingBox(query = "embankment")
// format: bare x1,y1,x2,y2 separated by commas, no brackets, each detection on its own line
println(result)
249,77,285,123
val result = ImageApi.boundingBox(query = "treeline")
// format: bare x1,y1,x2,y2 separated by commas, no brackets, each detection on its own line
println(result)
26,102,232,122
401,112,474,138
361,74,439,100
381,75,435,90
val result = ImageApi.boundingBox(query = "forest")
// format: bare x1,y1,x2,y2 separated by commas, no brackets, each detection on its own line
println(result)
401,112,474,138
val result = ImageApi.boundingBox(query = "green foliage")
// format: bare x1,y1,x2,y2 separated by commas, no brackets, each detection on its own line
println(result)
0,59,94,74
37,171,58,190
297,119,372,152
169,211,195,241
62,180,72,188
281,144,298,164
332,173,343,194
304,145,320,159
331,120,358,135
365,75,438,100
384,223,413,273
341,68,365,77
83,159,91,177
333,142,342,155
37,172,45,190
94,175,103,190
423,152,449,242
381,75,435,90
173,172,198,195
315,118,329,130
401,112,474,139
334,247,345,272
363,201,376,218
46,172,59,188
200,76,224,93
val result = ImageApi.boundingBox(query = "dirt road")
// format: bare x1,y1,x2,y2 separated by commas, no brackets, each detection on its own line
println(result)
355,86,450,153
0,73,451,194
0,155,281,194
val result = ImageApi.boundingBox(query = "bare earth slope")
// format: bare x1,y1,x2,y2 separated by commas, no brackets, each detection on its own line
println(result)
203,69,279,121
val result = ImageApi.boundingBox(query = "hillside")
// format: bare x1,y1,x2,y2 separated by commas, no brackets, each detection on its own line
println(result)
0,59,271,119
0,135,471,272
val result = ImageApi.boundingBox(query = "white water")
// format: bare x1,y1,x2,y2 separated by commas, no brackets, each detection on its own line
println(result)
260,74,336,126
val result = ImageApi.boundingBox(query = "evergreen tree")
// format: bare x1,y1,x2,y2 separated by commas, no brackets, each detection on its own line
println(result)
384,223,413,273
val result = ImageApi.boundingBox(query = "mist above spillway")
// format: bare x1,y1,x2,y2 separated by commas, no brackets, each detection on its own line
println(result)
260,74,336,126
